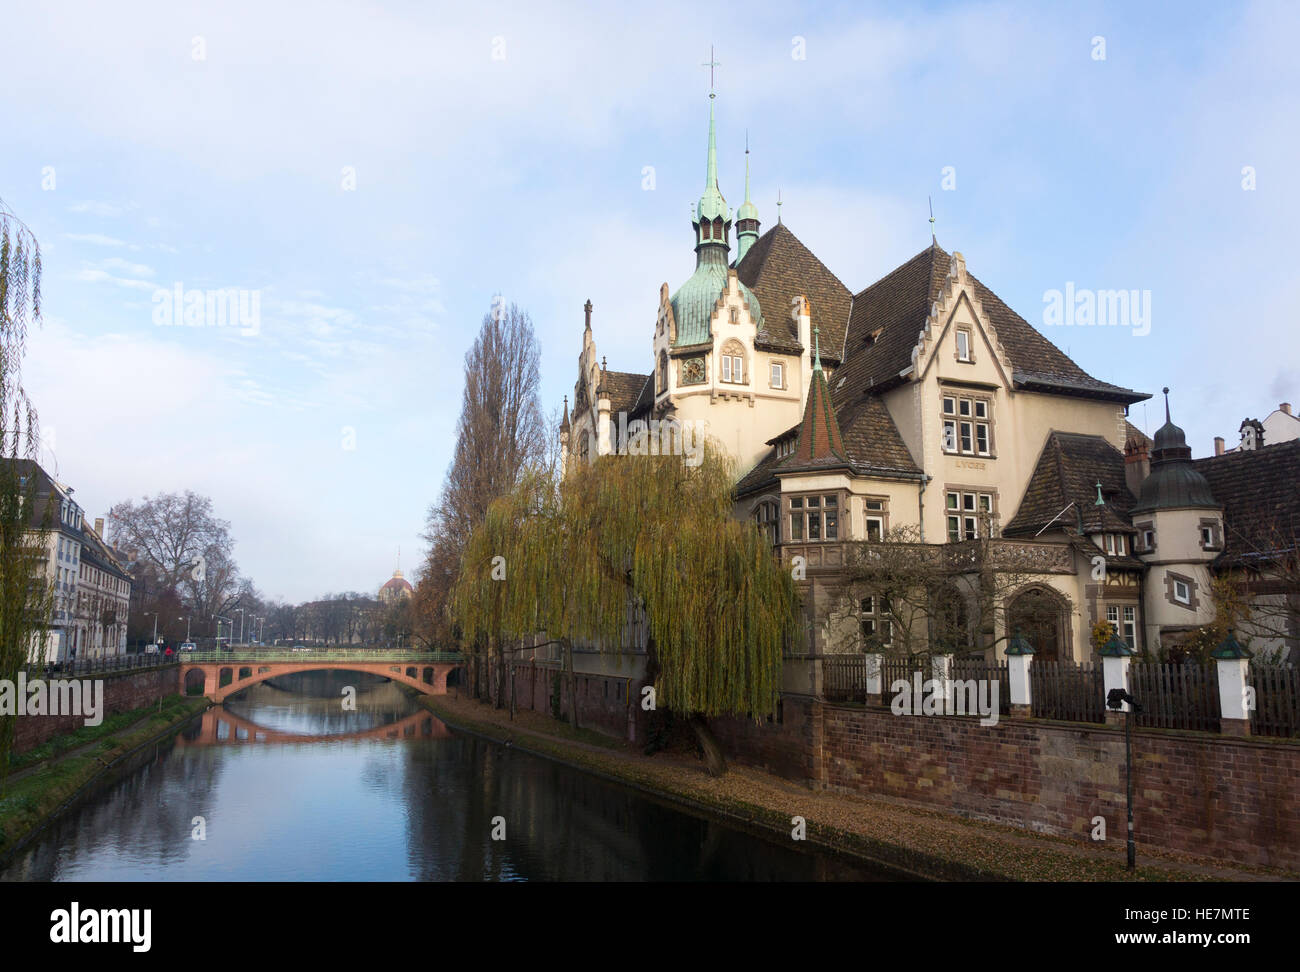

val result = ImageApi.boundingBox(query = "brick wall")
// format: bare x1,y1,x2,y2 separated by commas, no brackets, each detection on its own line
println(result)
11,664,182,755
485,660,644,743
712,695,824,782
815,702,1300,870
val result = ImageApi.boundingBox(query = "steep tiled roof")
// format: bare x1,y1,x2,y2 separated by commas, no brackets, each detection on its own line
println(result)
1003,432,1135,538
1195,440,1300,566
836,396,921,476
735,393,920,498
790,362,846,466
601,370,651,417
735,224,852,360
831,242,1146,408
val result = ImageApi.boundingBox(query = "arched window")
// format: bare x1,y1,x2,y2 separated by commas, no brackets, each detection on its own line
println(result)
720,338,746,384
713,218,724,242
752,500,780,546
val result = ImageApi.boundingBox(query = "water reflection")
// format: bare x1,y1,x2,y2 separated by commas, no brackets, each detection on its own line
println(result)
1,670,895,882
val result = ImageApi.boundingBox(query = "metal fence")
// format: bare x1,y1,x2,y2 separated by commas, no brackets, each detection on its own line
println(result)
22,652,171,679
1130,662,1221,733
1250,663,1300,738
1030,661,1106,724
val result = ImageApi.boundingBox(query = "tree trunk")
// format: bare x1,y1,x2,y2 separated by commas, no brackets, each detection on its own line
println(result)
689,713,727,777
564,637,579,730
494,635,505,710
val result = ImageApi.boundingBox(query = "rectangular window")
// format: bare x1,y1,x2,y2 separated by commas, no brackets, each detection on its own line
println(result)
1123,606,1137,647
956,329,971,361
790,514,803,540
1200,526,1214,547
1173,580,1190,604
770,362,783,388
865,517,883,541
946,491,995,540
732,355,743,382
941,394,993,455
721,356,731,382
1143,529,1155,550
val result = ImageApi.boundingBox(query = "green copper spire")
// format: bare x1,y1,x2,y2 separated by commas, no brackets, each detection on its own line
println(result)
736,132,760,263
696,95,730,228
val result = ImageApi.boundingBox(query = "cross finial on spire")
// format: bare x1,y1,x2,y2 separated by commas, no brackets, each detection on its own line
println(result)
928,195,936,243
701,45,720,97
776,189,782,225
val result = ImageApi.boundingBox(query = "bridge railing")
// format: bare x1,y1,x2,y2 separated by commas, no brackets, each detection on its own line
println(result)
181,649,464,664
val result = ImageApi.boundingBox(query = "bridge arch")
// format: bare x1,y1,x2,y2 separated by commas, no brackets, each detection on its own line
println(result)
184,656,461,703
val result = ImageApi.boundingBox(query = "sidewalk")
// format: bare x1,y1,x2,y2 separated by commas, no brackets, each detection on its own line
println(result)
420,693,1294,882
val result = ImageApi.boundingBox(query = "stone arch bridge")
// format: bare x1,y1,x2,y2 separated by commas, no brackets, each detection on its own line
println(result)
181,650,463,703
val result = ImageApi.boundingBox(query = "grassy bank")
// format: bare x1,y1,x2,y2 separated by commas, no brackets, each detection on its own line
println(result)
0,695,209,860
418,693,1291,882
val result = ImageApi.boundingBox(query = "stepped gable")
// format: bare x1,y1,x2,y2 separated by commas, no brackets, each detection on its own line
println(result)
831,242,1146,408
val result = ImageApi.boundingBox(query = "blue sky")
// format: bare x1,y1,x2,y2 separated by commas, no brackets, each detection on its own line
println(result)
3,0,1296,602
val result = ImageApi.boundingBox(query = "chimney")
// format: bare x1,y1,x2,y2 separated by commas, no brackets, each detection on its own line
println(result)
1214,437,1225,456
94,517,104,538
1281,402,1292,416
1124,434,1150,497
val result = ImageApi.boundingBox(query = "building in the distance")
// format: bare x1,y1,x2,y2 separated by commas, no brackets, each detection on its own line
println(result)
1214,401,1299,456
3,458,132,663
378,568,413,605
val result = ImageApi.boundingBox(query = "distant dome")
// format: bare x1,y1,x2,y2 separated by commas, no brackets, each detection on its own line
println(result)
379,569,413,601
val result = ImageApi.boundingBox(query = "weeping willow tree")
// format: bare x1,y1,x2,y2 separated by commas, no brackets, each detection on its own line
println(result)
451,438,802,776
1,198,54,790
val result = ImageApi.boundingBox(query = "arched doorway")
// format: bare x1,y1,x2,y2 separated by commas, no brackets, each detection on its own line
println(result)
1007,586,1071,662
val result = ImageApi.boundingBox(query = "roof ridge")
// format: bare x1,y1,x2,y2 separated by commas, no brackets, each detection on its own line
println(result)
852,242,948,300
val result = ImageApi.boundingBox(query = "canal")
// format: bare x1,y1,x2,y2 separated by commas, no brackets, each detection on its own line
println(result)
2,671,894,881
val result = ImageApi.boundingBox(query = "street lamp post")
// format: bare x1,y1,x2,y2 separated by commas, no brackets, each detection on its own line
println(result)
1104,627,1141,872
144,611,158,650
235,607,246,646
179,616,191,641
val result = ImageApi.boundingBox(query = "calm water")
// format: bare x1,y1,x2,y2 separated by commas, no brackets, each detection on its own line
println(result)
2,672,893,881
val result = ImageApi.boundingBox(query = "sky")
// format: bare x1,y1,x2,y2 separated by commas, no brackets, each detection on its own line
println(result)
2,0,1296,603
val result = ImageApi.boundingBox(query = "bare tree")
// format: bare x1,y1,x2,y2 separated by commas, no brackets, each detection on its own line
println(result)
419,300,546,700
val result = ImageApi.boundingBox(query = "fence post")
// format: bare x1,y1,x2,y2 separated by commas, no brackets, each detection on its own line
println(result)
1099,638,1135,727
931,653,953,713
1212,630,1252,737
865,652,883,704
1005,632,1034,717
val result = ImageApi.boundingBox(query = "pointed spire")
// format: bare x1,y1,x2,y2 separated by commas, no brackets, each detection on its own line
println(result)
736,131,760,263
705,95,719,191
1094,482,1105,506
791,326,847,465
560,395,570,433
